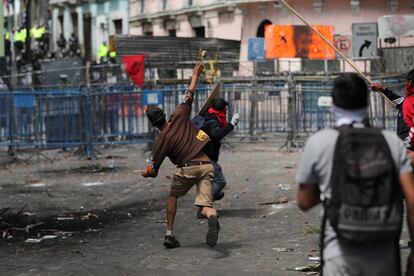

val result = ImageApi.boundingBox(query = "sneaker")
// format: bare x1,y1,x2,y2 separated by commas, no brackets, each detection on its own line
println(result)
214,192,225,201
163,235,180,249
206,215,220,247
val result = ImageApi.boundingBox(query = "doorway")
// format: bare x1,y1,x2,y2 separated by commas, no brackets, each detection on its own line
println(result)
83,15,92,61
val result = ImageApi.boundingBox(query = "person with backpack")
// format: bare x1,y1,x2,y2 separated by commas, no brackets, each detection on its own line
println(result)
371,69,414,147
139,61,220,249
296,73,414,276
201,98,240,201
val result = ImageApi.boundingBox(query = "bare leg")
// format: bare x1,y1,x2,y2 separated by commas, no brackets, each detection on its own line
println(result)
201,206,217,218
166,195,178,232
202,206,219,247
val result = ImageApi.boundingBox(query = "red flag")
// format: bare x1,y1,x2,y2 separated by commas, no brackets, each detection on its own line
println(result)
122,55,146,87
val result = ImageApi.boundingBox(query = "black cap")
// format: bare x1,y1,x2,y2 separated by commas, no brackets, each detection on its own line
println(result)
332,73,368,110
211,98,228,111
146,106,166,126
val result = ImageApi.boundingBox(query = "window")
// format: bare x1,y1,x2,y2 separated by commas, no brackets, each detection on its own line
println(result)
169,29,176,37
113,19,123,34
194,26,205,38
140,0,145,14
143,23,153,36
58,15,64,35
163,0,167,10
189,0,193,6
71,13,78,35
256,19,272,37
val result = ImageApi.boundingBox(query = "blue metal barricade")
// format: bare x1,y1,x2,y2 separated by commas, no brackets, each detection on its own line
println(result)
0,76,406,156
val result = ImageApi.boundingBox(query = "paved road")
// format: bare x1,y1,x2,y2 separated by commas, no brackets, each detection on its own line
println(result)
0,144,410,275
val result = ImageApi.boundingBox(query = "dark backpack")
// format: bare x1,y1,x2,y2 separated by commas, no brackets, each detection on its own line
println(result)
324,123,403,244
191,115,206,129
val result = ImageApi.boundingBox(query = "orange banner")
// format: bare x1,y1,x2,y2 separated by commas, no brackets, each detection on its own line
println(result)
265,25,335,60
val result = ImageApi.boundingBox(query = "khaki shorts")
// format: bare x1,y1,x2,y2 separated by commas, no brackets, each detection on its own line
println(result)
170,163,214,207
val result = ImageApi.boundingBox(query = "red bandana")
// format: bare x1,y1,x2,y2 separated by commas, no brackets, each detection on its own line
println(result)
407,82,414,97
208,107,227,127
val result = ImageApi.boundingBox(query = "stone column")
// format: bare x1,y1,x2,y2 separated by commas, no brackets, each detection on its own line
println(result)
76,6,84,56
90,3,98,61
153,18,167,36
63,6,73,40
51,7,60,51
176,15,193,37
204,10,218,38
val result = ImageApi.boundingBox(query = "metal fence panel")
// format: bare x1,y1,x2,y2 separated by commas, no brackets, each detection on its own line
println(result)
0,75,406,157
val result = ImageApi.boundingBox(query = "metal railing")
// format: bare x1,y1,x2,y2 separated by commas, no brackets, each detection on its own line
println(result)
0,74,405,157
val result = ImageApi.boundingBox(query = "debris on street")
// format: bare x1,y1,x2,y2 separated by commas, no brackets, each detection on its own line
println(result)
294,263,321,272
25,235,57,243
278,183,291,191
272,247,294,252
259,196,289,205
303,227,320,235
82,181,106,187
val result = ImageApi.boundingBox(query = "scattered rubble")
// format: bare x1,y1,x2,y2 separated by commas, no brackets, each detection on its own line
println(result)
259,196,289,205
25,235,58,243
0,204,135,242
303,226,320,235
294,263,321,272
272,247,294,252
278,183,291,191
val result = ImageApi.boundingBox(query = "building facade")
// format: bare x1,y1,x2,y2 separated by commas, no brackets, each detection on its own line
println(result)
4,0,49,31
50,0,129,61
129,0,414,74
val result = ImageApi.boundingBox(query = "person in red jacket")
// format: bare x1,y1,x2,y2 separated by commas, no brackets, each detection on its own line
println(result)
372,69,414,147
403,70,414,145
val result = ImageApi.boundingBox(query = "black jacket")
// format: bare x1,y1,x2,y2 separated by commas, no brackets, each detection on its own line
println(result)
202,113,234,162
382,88,409,144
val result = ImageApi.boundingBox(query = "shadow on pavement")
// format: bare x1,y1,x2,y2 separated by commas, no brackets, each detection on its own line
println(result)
218,208,262,218
182,240,245,259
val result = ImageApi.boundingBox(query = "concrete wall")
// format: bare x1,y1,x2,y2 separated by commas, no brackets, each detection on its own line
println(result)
128,0,414,75
238,0,414,75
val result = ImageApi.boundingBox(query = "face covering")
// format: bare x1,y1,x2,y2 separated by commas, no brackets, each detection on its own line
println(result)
332,105,367,126
208,107,227,127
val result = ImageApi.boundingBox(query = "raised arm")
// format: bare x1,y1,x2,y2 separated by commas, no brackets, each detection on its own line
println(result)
183,61,204,105
372,83,403,108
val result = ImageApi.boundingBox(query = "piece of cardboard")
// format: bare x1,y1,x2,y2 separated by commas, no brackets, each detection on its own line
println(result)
199,82,220,115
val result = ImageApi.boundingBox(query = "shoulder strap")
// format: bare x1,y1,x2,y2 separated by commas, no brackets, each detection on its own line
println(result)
320,205,327,276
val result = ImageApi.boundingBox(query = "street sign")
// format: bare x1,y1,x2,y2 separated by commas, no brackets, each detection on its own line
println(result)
334,35,352,57
248,37,265,61
265,25,335,60
142,90,164,106
378,15,414,38
317,96,332,107
352,23,378,58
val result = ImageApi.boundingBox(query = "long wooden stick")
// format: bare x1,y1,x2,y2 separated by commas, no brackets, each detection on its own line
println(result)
278,0,394,106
